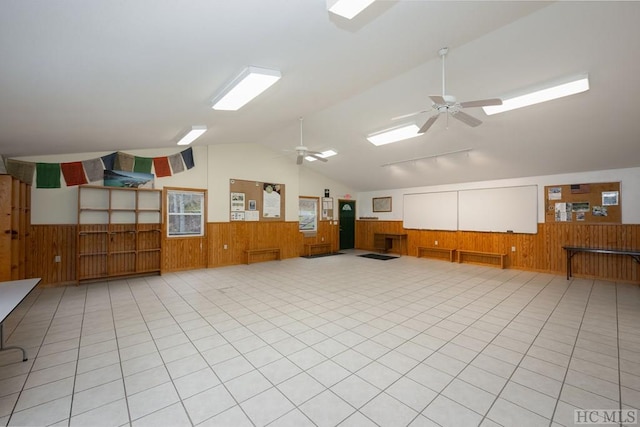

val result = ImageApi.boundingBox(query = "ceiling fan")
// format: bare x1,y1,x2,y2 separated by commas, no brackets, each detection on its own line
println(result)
397,47,503,134
293,117,328,165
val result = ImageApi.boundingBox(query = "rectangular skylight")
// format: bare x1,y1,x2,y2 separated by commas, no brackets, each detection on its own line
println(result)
483,74,589,115
211,66,281,111
367,124,422,146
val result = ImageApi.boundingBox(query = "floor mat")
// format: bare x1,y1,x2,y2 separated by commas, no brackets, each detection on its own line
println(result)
358,253,398,261
301,252,345,259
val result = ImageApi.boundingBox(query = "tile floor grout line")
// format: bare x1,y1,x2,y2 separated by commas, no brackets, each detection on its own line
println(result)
616,282,622,416
546,279,596,427
6,286,69,426
408,272,565,426
136,275,264,427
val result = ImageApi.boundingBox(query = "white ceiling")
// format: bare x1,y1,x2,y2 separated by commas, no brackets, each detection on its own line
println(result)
1,1,639,191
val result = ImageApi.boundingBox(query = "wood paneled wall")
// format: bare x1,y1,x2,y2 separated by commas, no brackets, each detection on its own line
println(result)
28,220,639,285
207,220,337,267
356,220,640,283
29,225,77,286
162,236,208,273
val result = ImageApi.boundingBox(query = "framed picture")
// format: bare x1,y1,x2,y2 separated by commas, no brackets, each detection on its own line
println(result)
372,196,392,212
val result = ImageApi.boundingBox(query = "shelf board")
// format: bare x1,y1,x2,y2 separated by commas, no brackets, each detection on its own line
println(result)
79,252,108,256
109,250,136,255
138,248,161,253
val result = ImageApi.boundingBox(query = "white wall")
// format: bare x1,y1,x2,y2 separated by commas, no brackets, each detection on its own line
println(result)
18,143,356,224
16,146,208,224
357,166,640,224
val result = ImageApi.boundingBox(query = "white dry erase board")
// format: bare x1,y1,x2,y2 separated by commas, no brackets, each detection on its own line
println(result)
403,191,458,231
458,185,538,234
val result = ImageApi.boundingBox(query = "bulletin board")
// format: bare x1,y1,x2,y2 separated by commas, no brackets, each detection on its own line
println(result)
229,179,285,222
544,182,621,224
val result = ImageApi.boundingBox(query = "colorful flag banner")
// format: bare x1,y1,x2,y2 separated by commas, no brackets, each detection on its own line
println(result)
36,163,61,188
115,152,135,172
153,157,172,177
181,147,195,170
82,158,104,183
6,159,35,185
133,156,153,174
61,162,87,186
169,153,185,174
101,152,117,171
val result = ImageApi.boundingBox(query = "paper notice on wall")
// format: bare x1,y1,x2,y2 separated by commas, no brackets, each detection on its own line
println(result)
231,211,245,221
555,202,572,222
263,183,281,218
245,210,259,221
548,187,562,200
231,192,245,212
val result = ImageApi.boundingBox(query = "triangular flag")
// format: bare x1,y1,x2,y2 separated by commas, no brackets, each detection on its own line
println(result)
61,162,87,186
181,147,195,170
36,163,61,188
134,156,153,174
153,157,172,177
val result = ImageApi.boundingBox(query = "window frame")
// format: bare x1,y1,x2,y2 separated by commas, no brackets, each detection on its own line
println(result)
165,188,206,238
298,196,319,235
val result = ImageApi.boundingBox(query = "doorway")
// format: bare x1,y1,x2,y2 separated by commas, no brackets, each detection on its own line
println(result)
339,200,356,250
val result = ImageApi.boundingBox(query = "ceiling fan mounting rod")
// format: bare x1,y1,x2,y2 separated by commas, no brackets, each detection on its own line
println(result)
299,117,304,147
439,47,448,97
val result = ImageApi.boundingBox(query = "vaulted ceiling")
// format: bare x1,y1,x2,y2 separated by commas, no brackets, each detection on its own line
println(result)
1,1,639,191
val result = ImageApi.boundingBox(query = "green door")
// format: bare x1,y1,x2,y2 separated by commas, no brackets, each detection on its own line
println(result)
339,200,356,250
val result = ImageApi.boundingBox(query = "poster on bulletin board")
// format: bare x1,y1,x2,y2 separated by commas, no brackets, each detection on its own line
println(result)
229,179,285,222
544,182,620,223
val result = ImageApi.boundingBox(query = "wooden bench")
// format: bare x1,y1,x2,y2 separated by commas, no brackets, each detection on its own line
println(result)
417,246,456,262
457,250,507,269
245,248,281,264
304,243,332,257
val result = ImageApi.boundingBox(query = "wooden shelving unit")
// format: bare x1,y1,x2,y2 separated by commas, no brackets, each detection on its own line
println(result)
0,175,31,281
77,185,161,282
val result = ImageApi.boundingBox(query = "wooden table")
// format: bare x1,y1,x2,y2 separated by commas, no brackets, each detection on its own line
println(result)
374,233,408,256
0,278,41,361
562,246,640,280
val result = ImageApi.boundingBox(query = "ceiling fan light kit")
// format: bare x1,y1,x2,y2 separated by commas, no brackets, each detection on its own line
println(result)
177,125,207,146
326,0,375,19
367,123,423,146
482,74,590,115
211,66,281,111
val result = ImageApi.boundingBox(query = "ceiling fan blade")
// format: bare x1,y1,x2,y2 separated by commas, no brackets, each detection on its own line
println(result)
418,115,439,133
309,154,328,162
429,95,446,105
459,98,503,108
296,154,304,165
391,109,429,121
451,110,482,127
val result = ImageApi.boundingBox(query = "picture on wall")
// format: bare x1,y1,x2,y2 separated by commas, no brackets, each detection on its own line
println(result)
373,196,392,212
104,170,154,188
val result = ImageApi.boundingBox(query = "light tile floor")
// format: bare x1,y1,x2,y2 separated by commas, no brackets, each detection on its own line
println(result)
1,251,639,426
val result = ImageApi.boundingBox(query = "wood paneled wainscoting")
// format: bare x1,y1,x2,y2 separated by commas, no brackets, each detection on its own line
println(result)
207,221,337,268
30,225,77,286
356,220,640,283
